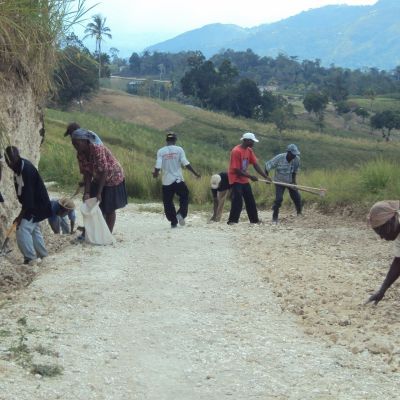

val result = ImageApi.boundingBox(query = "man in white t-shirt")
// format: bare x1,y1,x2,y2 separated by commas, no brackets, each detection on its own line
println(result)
366,200,400,305
153,132,200,228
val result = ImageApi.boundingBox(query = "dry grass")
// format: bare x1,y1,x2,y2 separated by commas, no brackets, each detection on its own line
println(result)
82,89,184,130
0,1,89,99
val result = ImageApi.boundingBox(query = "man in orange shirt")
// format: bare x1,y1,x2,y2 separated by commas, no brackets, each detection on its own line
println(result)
227,132,270,225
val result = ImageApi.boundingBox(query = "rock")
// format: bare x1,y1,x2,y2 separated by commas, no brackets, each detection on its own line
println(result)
367,339,393,355
338,319,351,327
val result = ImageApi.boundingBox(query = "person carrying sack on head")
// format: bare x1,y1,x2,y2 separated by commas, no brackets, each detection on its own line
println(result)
210,172,230,222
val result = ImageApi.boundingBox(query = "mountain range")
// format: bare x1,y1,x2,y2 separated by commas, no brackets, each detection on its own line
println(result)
146,0,400,70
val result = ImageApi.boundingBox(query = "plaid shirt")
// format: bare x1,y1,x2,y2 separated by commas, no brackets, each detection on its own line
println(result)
265,153,300,184
78,143,124,187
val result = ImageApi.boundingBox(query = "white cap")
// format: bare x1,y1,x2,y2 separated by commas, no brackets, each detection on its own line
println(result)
210,174,222,189
241,132,259,142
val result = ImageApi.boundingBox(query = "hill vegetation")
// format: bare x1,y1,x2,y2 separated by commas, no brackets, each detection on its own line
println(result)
41,90,400,213
146,0,400,70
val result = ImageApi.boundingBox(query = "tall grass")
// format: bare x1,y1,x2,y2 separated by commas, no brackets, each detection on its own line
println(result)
41,105,400,214
0,1,90,98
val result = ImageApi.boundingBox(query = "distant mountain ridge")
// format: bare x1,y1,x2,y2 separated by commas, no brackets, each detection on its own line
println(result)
146,0,400,70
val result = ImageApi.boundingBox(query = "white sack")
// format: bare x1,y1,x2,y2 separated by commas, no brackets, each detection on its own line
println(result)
80,198,115,245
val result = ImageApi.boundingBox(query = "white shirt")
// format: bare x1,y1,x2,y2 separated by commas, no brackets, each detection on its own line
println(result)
155,145,190,185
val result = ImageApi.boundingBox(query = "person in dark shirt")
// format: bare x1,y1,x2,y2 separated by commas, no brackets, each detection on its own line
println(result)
5,146,52,264
210,172,231,222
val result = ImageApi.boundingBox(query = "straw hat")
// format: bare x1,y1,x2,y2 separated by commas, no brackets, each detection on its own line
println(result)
58,197,75,210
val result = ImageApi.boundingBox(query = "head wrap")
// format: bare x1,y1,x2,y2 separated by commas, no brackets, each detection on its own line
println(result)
367,200,400,228
71,128,102,145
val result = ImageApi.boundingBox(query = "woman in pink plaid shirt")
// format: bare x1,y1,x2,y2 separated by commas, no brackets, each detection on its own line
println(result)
65,123,127,233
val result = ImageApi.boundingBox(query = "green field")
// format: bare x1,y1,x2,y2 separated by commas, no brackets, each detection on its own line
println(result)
349,95,400,113
41,93,400,213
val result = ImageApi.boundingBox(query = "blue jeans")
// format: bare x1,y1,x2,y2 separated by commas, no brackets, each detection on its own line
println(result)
48,216,70,234
16,218,48,262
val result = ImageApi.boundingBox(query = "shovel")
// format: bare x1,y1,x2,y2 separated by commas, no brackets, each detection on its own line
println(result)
0,222,17,256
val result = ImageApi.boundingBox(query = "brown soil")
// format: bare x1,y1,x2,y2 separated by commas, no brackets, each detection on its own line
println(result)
0,228,72,294
243,209,400,372
83,89,184,130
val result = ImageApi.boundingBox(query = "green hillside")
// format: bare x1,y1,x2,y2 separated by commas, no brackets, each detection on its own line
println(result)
41,93,400,211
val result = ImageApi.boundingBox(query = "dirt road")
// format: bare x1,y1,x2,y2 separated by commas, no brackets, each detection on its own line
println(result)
0,205,400,399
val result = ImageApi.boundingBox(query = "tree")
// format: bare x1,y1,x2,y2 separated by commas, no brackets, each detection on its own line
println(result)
181,60,219,107
187,51,205,68
370,110,400,141
129,52,141,74
84,14,112,79
270,106,294,134
364,88,376,112
257,91,288,122
354,107,369,123
303,92,328,115
303,92,328,132
54,45,99,106
231,79,261,118
218,60,238,86
109,47,119,62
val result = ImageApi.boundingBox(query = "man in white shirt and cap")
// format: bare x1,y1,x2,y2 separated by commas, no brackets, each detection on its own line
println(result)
153,132,200,228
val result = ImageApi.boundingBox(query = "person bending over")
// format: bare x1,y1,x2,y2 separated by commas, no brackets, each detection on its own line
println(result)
366,200,400,305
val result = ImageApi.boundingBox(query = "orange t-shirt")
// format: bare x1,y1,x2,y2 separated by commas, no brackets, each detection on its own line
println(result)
228,145,257,184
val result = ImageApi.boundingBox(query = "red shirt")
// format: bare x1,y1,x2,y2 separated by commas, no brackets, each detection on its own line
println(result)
228,145,257,184
78,143,124,187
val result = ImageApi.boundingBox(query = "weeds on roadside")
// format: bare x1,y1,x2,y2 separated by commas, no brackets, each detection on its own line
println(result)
30,363,63,377
6,317,63,377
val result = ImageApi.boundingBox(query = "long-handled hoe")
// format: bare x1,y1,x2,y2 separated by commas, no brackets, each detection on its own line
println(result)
258,179,327,197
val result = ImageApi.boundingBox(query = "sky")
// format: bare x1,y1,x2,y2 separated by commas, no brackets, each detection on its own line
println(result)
74,0,378,57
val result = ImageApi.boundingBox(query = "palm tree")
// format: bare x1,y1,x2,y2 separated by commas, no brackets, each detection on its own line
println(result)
84,14,112,79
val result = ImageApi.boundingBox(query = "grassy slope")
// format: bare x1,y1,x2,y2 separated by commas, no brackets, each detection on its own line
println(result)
41,90,400,211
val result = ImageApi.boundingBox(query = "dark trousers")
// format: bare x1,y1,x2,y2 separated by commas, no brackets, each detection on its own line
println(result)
272,184,302,221
228,182,259,223
162,181,189,225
